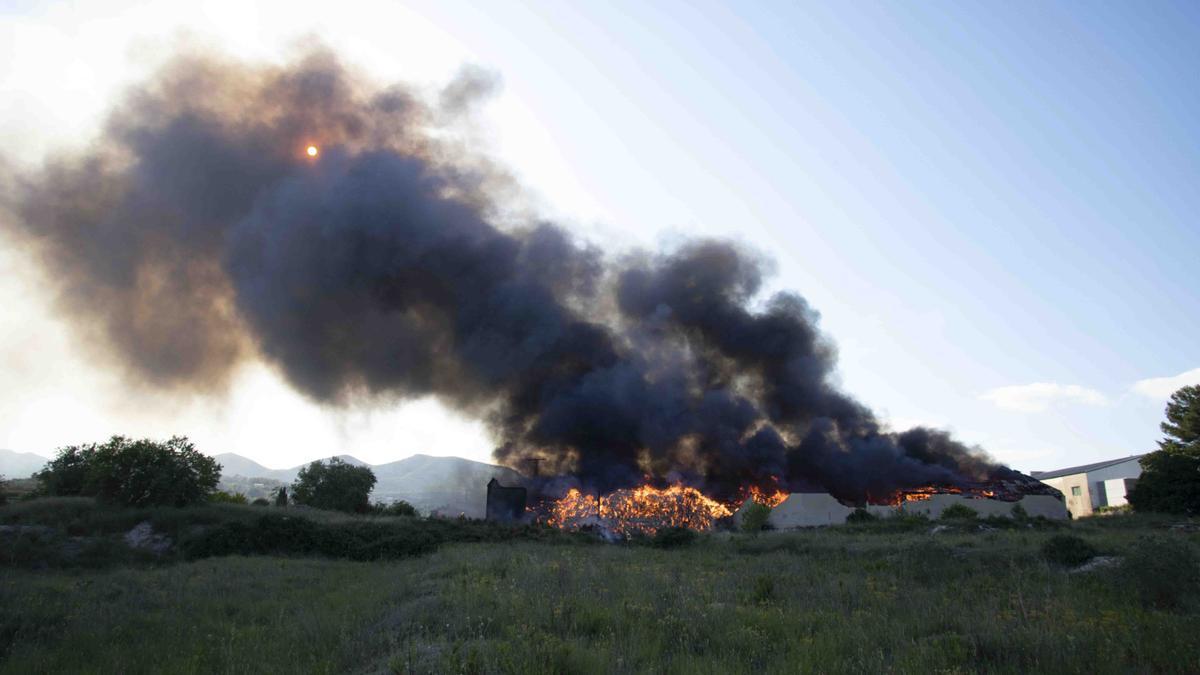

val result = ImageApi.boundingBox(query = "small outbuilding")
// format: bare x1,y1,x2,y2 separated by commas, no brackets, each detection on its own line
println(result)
485,478,527,522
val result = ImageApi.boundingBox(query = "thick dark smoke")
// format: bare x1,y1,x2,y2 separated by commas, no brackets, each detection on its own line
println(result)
3,49,1022,502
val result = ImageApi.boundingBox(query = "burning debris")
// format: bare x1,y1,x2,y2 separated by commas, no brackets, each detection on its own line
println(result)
535,485,733,537
3,48,1062,526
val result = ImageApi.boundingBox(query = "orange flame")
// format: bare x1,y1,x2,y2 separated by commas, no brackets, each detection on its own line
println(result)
874,485,1001,506
542,484,734,537
745,485,789,508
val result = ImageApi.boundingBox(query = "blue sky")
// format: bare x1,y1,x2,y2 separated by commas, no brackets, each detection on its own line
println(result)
0,1,1196,471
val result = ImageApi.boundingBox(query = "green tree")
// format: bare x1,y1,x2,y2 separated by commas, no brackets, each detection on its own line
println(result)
0,474,7,506
35,436,220,507
740,501,772,532
1129,385,1200,514
291,458,376,513
1160,385,1200,449
209,490,249,504
34,445,92,497
372,500,417,517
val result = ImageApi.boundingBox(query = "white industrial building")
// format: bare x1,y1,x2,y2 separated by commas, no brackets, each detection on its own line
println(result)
733,491,1067,529
1030,455,1144,519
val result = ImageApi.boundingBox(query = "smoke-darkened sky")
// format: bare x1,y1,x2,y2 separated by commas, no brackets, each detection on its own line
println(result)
1,1,1197,475
4,50,1033,499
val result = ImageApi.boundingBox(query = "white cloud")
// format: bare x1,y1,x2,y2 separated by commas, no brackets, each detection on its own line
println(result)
980,383,1109,413
1132,367,1200,400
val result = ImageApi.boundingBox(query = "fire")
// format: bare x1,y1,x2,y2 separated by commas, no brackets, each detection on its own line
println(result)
541,484,734,537
874,485,1003,507
745,484,789,508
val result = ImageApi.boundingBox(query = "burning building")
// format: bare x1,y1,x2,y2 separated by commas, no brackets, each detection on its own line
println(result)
485,478,527,522
3,49,1065,537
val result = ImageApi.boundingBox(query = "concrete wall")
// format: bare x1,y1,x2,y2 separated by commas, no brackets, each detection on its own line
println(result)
900,494,1066,520
767,493,854,529
761,492,1067,529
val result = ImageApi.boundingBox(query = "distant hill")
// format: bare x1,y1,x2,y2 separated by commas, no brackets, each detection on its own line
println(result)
0,449,50,478
213,452,523,517
212,453,280,480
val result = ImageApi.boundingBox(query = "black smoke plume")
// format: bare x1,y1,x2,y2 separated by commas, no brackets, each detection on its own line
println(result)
2,49,1023,502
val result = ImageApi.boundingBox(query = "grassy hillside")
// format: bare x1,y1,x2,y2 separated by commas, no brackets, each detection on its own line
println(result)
2,500,1198,673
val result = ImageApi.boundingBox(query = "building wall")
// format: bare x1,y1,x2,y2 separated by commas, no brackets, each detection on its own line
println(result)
1037,458,1142,518
1087,460,1143,509
900,494,1066,520
1102,478,1137,508
761,492,1067,529
1057,473,1095,518
767,493,854,529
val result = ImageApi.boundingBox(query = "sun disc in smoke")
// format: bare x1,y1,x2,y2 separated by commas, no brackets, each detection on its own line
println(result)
306,145,319,157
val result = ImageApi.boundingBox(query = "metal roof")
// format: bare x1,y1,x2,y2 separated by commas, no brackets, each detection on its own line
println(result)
1030,454,1145,480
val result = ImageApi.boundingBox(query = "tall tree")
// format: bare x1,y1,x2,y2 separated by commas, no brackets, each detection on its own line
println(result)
1160,385,1200,450
34,436,220,507
291,458,376,513
1129,385,1200,514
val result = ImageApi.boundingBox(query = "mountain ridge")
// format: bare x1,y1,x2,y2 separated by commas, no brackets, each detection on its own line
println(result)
0,449,51,478
213,452,524,518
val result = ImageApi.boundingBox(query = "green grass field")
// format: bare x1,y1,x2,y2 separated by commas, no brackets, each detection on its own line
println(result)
2,499,1199,674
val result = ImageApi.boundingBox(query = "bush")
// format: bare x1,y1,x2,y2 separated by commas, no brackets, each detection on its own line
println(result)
1129,446,1199,515
291,458,377,513
846,508,877,523
0,475,7,506
740,501,772,532
940,504,978,520
180,514,439,561
252,498,270,506
650,526,697,548
751,574,775,604
209,491,248,505
372,500,418,517
34,436,219,507
1117,536,1200,610
1041,534,1098,567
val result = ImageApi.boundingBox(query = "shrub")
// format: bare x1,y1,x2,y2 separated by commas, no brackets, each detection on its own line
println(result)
940,504,978,520
1117,536,1200,610
252,498,270,506
846,508,877,523
291,458,377,513
180,514,439,561
1129,446,1199,514
34,436,219,507
751,574,775,604
0,475,7,506
650,526,697,548
1041,534,1098,567
1010,503,1028,520
372,500,418,517
209,491,248,505
740,501,772,532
